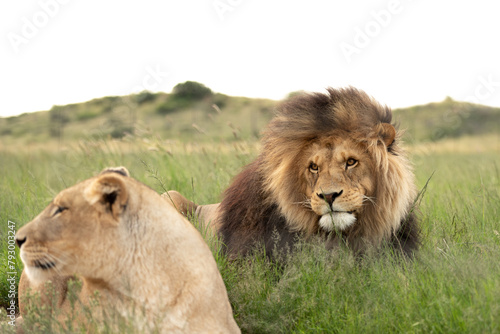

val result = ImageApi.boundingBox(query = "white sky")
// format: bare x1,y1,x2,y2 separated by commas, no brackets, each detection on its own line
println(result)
1,0,500,117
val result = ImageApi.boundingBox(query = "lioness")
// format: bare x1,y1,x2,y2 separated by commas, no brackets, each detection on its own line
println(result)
16,167,240,333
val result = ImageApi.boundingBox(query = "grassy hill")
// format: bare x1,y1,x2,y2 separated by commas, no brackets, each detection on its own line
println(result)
0,91,276,145
393,96,500,143
1,87,499,146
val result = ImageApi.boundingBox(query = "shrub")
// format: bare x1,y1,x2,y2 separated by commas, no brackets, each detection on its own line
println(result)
135,91,157,105
156,81,213,115
49,106,70,138
105,117,133,138
76,110,100,121
213,93,229,109
156,97,191,115
172,81,212,100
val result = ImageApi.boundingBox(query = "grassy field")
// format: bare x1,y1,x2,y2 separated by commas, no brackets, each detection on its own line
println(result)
1,129,499,332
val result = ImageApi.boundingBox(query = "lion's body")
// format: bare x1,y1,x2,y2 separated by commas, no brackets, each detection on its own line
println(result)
17,168,240,333
167,87,420,258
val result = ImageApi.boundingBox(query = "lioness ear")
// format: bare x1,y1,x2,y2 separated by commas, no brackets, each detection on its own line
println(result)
100,166,130,177
84,174,128,220
377,123,396,148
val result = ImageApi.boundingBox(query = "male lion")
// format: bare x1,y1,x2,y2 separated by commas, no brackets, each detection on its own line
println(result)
167,87,420,259
16,167,240,333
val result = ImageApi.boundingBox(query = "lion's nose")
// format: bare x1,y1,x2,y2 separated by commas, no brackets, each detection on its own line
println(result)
16,236,27,249
317,190,343,206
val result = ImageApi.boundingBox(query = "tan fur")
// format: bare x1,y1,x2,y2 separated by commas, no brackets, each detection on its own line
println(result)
17,167,240,333
168,87,420,257
162,191,221,237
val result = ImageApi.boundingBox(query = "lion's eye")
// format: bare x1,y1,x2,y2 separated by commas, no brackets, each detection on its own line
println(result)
53,206,68,216
346,158,358,168
309,163,319,174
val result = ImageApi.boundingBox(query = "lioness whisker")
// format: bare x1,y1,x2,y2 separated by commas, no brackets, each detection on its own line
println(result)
42,253,65,276
47,249,73,266
47,248,71,260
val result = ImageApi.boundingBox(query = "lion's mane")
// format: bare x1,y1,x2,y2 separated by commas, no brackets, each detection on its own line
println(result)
218,87,420,257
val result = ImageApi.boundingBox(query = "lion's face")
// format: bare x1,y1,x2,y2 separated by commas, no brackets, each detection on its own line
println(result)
302,135,375,232
16,168,130,284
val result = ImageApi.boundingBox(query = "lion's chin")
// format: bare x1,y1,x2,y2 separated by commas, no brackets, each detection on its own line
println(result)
319,212,356,231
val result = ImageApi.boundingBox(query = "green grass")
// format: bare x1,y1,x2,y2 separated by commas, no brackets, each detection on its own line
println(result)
1,133,499,333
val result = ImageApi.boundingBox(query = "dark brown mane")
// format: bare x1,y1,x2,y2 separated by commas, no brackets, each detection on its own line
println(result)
218,158,301,257
265,87,393,145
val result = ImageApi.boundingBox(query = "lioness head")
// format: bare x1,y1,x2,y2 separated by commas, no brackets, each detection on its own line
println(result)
16,167,131,284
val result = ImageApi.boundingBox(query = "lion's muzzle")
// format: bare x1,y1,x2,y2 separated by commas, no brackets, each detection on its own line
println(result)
319,212,356,232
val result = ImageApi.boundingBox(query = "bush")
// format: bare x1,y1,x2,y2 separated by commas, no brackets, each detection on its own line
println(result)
105,117,133,138
172,81,212,100
135,91,157,105
49,106,70,138
155,81,213,115
286,90,307,99
156,97,192,115
76,110,100,121
213,93,229,109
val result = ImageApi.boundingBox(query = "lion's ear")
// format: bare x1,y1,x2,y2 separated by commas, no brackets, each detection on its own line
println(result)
84,174,129,221
377,123,396,148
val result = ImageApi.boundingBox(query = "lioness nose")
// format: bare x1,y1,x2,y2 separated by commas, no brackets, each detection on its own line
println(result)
318,190,343,206
16,236,27,249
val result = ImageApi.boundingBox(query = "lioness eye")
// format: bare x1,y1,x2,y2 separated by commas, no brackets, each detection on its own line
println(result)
346,158,358,168
53,206,68,216
309,163,319,173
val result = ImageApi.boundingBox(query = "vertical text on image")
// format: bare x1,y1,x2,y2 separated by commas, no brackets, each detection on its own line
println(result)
6,220,18,327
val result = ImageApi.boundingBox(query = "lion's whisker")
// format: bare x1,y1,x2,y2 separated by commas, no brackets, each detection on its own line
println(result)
293,200,312,209
362,195,377,207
